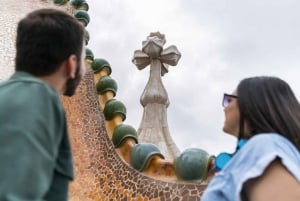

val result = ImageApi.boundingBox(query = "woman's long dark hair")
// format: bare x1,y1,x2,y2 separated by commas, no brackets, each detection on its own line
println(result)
237,76,300,151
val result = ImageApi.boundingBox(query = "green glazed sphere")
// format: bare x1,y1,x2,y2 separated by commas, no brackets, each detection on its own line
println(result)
71,0,89,11
103,99,126,121
53,0,69,5
91,58,112,75
174,148,210,183
74,10,90,27
96,76,118,96
71,0,85,6
112,124,138,148
130,143,164,172
85,47,94,61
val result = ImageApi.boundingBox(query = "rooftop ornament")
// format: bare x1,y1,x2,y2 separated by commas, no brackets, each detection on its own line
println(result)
112,124,138,148
91,58,111,75
74,10,90,27
132,32,181,160
85,47,94,62
103,99,127,121
53,0,69,5
132,32,181,107
132,32,181,77
130,143,164,172
96,76,118,97
70,0,89,11
174,148,212,183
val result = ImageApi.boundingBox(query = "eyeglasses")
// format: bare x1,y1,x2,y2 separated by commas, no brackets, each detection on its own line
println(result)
223,93,238,107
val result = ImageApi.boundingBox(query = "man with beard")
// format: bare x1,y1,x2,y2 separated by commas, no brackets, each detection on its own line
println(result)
0,8,85,201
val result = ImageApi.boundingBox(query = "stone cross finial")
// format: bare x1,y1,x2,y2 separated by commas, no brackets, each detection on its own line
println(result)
131,32,181,160
132,32,181,107
132,32,181,76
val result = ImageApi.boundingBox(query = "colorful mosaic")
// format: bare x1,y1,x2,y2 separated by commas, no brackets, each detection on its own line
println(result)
64,71,206,200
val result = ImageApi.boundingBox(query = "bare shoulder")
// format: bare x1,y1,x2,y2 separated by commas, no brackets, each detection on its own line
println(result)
244,158,300,201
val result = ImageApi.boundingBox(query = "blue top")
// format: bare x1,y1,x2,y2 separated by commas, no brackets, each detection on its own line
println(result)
201,133,300,201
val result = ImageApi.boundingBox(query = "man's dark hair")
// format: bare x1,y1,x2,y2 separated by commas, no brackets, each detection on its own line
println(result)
15,8,85,76
237,76,300,150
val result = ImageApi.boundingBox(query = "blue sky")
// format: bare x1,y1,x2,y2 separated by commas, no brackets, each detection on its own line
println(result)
87,0,300,155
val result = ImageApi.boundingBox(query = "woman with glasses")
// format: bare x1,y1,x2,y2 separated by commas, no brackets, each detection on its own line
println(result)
201,76,300,201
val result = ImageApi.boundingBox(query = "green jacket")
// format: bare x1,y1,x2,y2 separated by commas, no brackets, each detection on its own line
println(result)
0,71,74,201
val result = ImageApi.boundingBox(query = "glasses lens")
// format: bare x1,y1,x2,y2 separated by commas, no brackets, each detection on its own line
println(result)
223,94,238,107
223,94,230,107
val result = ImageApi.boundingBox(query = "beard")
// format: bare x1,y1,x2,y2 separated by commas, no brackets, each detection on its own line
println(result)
64,63,82,97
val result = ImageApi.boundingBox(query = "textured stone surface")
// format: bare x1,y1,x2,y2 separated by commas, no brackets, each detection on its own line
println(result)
0,0,68,80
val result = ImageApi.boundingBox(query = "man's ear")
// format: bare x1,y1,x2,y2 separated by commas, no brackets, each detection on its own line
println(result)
66,54,77,79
